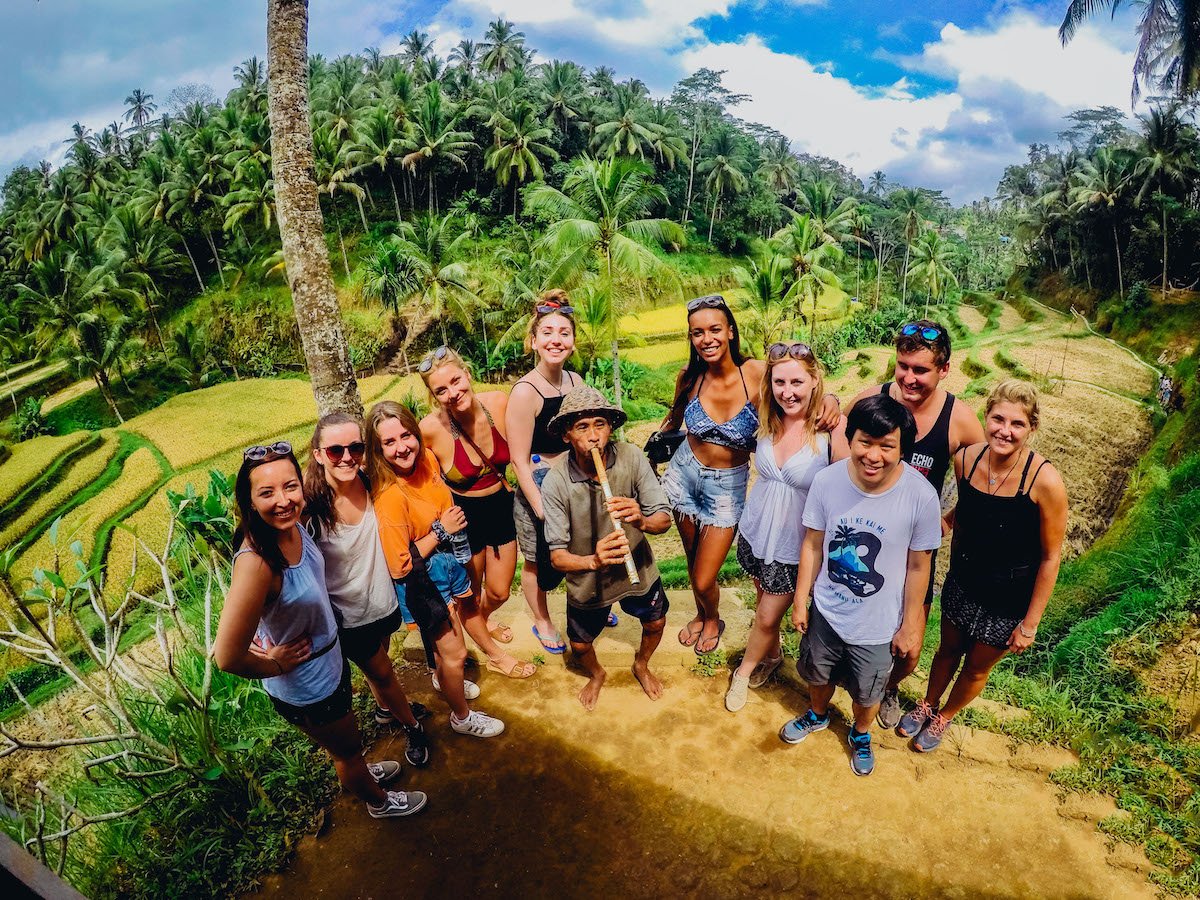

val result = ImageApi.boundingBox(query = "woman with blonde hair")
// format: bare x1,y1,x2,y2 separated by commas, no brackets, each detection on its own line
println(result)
505,291,586,653
417,345,535,679
895,379,1068,752
725,342,847,711
365,400,506,738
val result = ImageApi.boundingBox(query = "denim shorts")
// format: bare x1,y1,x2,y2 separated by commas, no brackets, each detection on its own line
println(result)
425,551,473,602
660,439,749,529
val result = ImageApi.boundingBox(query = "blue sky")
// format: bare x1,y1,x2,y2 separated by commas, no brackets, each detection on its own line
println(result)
0,0,1140,203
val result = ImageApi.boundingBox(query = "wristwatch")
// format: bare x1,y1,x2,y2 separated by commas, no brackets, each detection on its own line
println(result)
431,519,450,545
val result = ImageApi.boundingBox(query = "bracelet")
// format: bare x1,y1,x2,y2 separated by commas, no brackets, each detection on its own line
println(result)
272,658,284,676
430,519,450,544
1017,623,1037,639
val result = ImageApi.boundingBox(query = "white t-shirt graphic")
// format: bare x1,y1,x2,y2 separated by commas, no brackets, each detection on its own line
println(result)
802,460,942,644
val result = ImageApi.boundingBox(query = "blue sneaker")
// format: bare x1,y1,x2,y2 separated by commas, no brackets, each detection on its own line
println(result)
912,713,951,753
779,709,830,744
847,728,875,776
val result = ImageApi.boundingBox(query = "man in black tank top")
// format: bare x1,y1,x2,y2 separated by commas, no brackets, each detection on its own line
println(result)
845,320,984,728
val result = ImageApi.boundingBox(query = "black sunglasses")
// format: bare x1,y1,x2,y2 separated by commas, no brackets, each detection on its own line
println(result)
418,345,450,373
321,441,365,460
767,341,814,361
899,323,945,341
535,302,575,316
243,441,293,461
687,294,728,312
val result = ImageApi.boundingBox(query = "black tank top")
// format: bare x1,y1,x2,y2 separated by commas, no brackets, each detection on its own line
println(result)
520,374,579,456
880,383,955,491
948,447,1047,618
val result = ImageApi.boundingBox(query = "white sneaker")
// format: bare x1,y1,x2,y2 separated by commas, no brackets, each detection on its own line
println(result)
368,789,427,818
450,709,505,738
725,673,750,712
367,760,401,783
432,673,480,700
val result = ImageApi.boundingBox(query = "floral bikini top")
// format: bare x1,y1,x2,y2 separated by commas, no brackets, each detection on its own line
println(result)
683,367,759,452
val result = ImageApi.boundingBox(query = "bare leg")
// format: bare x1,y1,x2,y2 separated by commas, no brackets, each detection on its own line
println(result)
570,640,607,711
359,641,418,727
734,591,790,678
885,602,931,691
851,702,880,734
433,612,471,720
520,560,558,642
298,713,387,805
808,682,836,717
675,512,703,645
692,523,737,653
458,590,531,674
939,640,1009,720
631,617,666,700
924,615,970,709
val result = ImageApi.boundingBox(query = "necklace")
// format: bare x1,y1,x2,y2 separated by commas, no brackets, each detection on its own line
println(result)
986,447,1025,495
536,364,568,396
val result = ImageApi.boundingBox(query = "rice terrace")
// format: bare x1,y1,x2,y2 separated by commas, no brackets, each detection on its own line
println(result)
2,1,1200,898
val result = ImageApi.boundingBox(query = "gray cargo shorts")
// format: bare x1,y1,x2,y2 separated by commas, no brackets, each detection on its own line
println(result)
796,604,894,708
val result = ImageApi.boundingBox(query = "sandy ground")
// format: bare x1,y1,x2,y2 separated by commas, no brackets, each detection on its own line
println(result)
250,598,1154,900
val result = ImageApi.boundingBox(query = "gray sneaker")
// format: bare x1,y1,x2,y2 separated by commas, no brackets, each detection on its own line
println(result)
876,688,901,729
748,655,782,689
368,789,428,818
779,709,830,744
366,760,401,783
912,713,951,753
847,729,875,776
896,699,935,738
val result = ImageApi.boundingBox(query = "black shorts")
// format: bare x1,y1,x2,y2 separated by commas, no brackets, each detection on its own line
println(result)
925,548,939,606
567,579,669,645
269,660,353,728
339,605,403,669
457,488,518,554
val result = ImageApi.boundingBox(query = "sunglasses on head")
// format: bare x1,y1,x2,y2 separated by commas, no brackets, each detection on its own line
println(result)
535,301,575,316
321,441,365,460
687,294,728,312
767,341,814,362
418,345,450,374
243,441,292,461
900,323,945,341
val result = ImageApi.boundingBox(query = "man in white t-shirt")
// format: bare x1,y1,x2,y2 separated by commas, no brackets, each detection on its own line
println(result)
780,394,942,776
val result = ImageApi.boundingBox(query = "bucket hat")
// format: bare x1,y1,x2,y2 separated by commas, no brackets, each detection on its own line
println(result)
548,384,628,436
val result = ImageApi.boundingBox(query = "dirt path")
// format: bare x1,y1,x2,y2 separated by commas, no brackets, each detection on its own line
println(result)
251,599,1153,900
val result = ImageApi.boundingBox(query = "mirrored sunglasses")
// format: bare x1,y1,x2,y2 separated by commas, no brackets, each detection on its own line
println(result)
767,342,814,362
243,441,293,461
687,294,728,312
899,323,945,341
418,345,450,373
535,302,575,315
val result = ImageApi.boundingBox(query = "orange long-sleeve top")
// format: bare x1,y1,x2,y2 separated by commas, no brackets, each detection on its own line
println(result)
373,449,455,579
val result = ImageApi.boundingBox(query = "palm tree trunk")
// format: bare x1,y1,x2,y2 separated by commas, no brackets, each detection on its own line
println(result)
181,234,205,292
513,181,519,224
387,172,401,220
901,243,911,306
146,294,168,355
335,212,350,277
94,371,124,424
355,191,369,229
683,123,700,225
204,227,226,289
1113,221,1124,299
1162,201,1169,295
267,0,363,417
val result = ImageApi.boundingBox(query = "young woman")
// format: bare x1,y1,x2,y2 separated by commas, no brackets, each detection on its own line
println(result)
303,412,431,764
505,292,586,654
214,442,427,818
895,380,1068,752
418,347,535,679
365,400,505,738
725,343,848,712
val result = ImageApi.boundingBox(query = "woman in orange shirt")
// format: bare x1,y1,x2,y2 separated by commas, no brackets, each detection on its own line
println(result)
365,400,505,739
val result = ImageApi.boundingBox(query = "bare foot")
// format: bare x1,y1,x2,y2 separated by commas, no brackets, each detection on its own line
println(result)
678,618,703,647
631,662,663,700
578,671,606,710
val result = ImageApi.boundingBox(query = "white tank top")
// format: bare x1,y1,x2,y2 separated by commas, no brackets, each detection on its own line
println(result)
314,501,399,629
740,433,829,565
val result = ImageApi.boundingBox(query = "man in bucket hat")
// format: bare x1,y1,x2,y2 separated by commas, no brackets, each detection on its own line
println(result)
541,384,673,710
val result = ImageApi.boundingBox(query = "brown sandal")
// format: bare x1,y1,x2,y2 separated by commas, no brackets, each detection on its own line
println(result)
486,657,536,679
489,623,514,644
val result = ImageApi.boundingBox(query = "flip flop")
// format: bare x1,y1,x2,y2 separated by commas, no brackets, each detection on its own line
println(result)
606,611,619,628
678,621,703,647
695,619,726,655
532,625,566,654
489,623,514,644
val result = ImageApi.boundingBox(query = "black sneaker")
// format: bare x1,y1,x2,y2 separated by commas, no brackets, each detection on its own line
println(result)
403,721,431,767
375,701,431,725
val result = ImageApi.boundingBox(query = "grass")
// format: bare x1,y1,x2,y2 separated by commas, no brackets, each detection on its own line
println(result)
0,431,90,511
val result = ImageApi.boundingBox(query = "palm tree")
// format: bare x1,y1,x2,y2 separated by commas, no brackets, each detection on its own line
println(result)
890,187,929,305
1070,146,1134,299
868,170,888,196
906,230,959,317
758,136,800,197
124,89,157,132
732,254,790,349
232,56,269,113
449,39,481,77
314,60,367,142
481,19,527,76
349,104,408,220
68,312,131,422
796,179,858,247
266,0,362,417
223,161,276,234
1133,103,1197,294
312,126,365,276
1060,0,1200,101
484,102,559,220
524,156,685,405
103,206,186,351
644,101,690,171
592,84,658,161
698,130,749,242
402,82,477,215
400,30,433,70
539,60,586,138
772,215,844,338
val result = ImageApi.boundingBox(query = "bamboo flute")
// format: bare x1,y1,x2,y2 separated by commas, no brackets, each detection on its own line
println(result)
591,446,640,585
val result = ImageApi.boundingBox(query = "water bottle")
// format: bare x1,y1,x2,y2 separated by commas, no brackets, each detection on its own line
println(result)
450,529,472,563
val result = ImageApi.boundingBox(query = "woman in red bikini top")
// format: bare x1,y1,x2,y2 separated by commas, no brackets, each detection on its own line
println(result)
419,346,535,680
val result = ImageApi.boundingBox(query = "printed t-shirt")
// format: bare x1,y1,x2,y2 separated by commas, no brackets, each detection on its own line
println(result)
374,449,455,579
541,442,671,609
802,459,942,645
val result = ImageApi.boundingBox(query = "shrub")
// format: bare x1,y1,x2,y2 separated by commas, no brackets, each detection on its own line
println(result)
13,396,50,441
1125,281,1150,312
